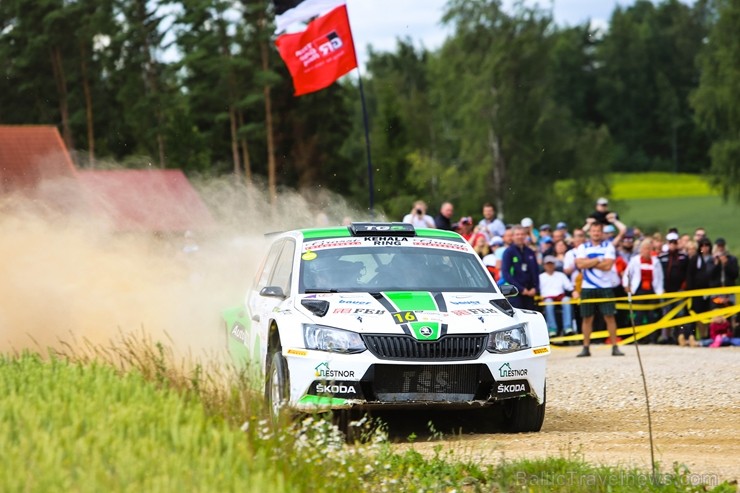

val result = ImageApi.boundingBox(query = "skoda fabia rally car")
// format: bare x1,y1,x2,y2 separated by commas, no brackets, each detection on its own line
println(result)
222,223,549,432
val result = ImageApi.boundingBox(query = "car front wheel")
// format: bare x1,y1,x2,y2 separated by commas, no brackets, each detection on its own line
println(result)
498,383,546,433
265,350,289,420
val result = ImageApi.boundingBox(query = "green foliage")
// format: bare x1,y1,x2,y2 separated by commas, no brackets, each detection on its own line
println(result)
692,0,740,201
427,0,613,224
597,0,710,173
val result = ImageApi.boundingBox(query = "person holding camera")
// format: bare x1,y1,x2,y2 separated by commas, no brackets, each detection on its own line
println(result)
402,200,436,229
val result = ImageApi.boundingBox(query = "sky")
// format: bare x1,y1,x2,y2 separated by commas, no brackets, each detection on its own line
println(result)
345,0,650,68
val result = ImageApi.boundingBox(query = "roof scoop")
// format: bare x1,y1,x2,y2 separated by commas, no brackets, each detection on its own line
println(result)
301,299,330,317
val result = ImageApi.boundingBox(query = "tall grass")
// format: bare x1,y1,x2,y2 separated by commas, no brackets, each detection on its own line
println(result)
0,336,732,492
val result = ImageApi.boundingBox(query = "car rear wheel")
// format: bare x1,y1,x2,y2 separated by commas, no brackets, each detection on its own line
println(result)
498,384,546,433
265,350,289,420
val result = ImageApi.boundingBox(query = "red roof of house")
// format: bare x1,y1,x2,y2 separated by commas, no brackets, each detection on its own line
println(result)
0,125,78,193
78,169,215,233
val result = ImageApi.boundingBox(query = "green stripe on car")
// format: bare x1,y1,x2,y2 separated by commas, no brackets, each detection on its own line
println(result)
301,227,351,239
384,291,438,311
297,395,348,406
416,228,464,240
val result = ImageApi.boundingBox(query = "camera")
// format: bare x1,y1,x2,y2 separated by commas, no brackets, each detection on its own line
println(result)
415,208,423,215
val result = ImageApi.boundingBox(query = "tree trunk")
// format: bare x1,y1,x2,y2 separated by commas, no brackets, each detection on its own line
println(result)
260,39,277,205
229,105,241,180
488,85,506,218
50,47,75,160
238,110,252,184
488,125,507,219
80,41,95,168
136,0,165,167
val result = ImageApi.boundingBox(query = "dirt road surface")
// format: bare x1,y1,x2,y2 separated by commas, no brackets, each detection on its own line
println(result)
391,345,740,486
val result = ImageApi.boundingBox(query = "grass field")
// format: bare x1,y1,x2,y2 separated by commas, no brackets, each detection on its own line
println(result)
1,350,731,492
608,173,740,250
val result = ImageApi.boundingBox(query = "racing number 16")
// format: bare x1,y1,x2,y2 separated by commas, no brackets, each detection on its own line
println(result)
392,311,417,324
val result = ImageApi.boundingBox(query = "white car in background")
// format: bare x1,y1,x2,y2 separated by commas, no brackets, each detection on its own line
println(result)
222,222,549,432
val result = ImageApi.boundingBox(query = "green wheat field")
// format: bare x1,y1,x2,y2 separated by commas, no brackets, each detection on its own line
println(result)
611,173,740,250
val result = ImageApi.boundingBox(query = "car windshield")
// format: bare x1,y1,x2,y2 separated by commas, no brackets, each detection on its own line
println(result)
299,246,495,293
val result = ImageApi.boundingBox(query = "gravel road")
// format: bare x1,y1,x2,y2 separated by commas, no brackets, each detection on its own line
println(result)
392,345,740,486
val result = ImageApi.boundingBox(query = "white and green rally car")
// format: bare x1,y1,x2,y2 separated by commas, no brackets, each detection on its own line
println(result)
222,223,549,432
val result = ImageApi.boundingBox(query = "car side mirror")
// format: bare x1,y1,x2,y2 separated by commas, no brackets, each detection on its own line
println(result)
260,286,286,298
500,284,519,298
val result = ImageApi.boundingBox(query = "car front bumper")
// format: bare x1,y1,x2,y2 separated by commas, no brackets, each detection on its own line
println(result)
284,345,549,412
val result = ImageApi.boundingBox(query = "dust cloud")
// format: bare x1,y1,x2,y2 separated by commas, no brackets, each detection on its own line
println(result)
0,173,369,363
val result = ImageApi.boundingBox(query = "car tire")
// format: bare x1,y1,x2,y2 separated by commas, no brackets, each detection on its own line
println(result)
265,349,289,420
498,383,546,433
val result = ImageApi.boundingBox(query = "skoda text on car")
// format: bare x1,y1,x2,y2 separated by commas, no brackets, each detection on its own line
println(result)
222,223,550,432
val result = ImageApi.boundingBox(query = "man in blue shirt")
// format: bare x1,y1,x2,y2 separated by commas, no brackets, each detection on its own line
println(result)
575,222,624,357
501,225,540,310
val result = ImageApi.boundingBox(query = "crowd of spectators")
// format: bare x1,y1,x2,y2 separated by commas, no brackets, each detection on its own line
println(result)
403,198,740,351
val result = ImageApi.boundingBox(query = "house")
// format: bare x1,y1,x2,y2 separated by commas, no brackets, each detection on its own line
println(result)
78,169,215,233
0,125,214,233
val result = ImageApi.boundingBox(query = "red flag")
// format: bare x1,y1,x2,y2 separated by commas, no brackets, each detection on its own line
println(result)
275,4,357,96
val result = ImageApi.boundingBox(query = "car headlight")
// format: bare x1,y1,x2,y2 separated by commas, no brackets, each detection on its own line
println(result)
303,324,366,354
487,323,529,353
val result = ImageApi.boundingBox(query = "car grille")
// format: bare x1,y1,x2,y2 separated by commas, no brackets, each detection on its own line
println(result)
362,334,487,361
371,364,481,401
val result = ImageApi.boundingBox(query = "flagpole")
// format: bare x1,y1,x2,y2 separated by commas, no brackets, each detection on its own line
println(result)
342,2,373,218
356,69,374,218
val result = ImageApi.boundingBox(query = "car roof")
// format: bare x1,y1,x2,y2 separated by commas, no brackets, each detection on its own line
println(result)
295,223,464,241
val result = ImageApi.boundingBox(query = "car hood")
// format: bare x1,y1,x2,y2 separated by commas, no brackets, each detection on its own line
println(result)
296,291,518,336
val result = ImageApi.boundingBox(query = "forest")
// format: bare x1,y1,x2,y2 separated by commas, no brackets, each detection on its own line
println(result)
1,0,738,224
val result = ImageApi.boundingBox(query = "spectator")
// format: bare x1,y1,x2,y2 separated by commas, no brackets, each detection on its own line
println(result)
539,255,576,337
478,202,506,242
482,236,502,281
657,231,689,344
551,239,569,272
457,216,485,246
623,239,665,329
494,228,513,274
520,217,538,245
403,200,436,228
711,238,739,288
710,237,739,314
679,233,691,254
556,221,571,242
585,197,615,229
539,224,553,241
538,236,553,266
603,224,616,241
501,225,540,310
693,227,707,244
617,228,638,265
434,202,455,231
551,227,566,246
564,229,585,278
563,227,586,335
472,234,491,259
575,222,624,357
687,237,715,340
651,232,664,257
703,315,740,347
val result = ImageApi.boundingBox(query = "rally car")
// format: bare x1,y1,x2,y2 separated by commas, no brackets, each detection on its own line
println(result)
222,222,549,432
